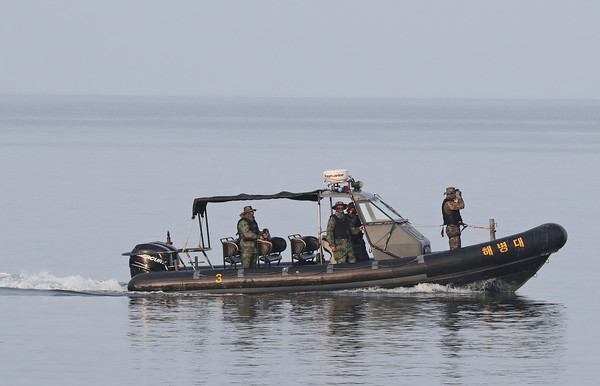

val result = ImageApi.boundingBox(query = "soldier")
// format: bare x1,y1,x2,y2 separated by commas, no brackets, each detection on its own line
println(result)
327,201,356,264
237,205,267,268
347,202,369,261
442,187,465,250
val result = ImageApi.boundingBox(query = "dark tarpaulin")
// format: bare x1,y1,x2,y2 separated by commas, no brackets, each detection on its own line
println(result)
192,190,323,217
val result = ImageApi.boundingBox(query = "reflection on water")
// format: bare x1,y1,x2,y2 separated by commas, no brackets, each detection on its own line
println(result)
127,290,566,385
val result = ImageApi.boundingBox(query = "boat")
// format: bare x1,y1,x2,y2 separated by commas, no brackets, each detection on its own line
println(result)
123,170,567,293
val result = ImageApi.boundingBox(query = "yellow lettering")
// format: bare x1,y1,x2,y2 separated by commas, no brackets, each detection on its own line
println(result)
513,237,525,248
497,242,508,253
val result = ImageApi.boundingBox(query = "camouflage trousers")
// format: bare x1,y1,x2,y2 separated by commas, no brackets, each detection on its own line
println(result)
332,239,356,264
445,224,462,250
239,240,258,268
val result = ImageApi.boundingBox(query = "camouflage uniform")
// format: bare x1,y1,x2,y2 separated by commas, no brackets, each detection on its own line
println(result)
445,224,461,249
237,206,262,268
442,187,465,250
327,203,356,264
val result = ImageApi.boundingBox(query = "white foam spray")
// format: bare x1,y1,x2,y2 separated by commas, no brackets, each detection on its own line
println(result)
0,271,125,292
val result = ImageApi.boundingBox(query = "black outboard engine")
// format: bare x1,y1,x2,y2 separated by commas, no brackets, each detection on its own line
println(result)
127,241,180,278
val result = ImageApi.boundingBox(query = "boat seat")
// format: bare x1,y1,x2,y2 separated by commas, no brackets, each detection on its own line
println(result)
220,237,241,269
257,236,286,267
287,234,319,264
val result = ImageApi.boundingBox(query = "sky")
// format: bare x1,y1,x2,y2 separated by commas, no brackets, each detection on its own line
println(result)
1,1,599,99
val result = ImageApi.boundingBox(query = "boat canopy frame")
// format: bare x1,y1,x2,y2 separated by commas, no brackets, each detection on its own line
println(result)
191,190,324,253
192,190,323,218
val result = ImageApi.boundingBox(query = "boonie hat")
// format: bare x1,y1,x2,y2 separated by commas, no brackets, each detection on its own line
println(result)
240,205,257,215
332,201,347,209
444,187,456,195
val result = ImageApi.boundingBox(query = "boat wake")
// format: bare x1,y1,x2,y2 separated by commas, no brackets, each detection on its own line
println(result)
384,283,480,294
0,271,127,295
347,283,481,295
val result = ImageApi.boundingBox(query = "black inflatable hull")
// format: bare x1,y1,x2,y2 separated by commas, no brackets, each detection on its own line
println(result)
127,223,567,293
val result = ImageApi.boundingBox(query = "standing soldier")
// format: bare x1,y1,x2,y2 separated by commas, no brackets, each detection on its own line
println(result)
237,205,266,268
327,201,356,264
442,187,465,250
347,202,369,261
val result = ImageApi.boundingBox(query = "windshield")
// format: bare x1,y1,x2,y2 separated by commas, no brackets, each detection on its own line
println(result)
357,200,402,223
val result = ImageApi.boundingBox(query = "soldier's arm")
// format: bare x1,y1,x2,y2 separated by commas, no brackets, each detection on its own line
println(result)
326,217,336,250
444,198,464,212
349,215,364,234
350,224,361,235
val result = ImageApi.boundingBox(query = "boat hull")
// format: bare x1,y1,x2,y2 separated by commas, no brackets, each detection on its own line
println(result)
127,223,567,293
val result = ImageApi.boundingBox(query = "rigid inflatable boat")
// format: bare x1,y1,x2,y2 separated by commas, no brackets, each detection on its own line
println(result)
124,170,567,293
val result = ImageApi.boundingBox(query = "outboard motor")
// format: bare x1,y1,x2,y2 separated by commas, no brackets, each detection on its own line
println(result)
127,241,180,278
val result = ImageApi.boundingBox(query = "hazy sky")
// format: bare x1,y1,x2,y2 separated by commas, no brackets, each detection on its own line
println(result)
1,1,598,99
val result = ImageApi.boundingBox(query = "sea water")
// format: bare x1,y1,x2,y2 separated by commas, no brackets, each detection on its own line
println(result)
0,96,598,385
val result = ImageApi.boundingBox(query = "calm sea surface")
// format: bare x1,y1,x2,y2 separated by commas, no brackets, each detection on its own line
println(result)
1,96,598,385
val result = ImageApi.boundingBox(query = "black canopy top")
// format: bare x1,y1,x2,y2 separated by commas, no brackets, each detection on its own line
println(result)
192,190,323,217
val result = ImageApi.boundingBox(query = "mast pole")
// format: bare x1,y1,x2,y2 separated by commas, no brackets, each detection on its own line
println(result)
489,218,496,240
317,192,324,264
